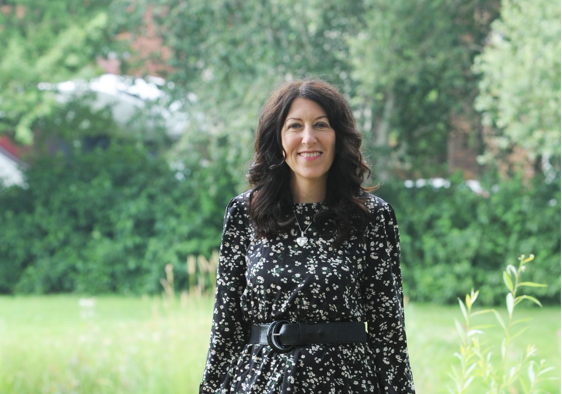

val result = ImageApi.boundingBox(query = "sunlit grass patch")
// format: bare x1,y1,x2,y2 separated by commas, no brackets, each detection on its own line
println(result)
0,296,213,394
0,296,559,394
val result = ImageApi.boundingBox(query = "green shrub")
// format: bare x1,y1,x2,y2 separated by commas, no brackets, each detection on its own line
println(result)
376,174,561,304
1,144,559,302
0,142,238,294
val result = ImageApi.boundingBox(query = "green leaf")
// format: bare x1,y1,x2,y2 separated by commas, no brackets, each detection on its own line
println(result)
470,290,479,305
539,367,555,375
518,281,547,288
506,264,518,277
463,376,474,390
458,298,468,322
493,310,508,334
501,337,507,359
519,295,543,307
511,327,529,340
512,318,532,325
526,345,537,358
467,329,483,337
528,362,536,383
503,271,514,292
506,292,514,317
471,309,493,316
472,324,495,330
509,366,516,378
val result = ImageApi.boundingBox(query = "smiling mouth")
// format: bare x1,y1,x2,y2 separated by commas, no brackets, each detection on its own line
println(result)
298,152,322,158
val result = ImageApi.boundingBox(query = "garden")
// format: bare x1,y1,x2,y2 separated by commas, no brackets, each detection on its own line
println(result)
0,0,560,393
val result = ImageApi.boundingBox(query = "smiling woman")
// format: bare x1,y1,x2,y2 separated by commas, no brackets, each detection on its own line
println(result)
281,97,336,203
199,80,416,394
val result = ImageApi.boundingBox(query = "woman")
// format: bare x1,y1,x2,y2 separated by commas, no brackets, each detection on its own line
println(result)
200,80,415,393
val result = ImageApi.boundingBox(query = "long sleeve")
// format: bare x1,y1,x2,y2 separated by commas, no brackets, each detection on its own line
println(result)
200,196,250,393
362,199,415,394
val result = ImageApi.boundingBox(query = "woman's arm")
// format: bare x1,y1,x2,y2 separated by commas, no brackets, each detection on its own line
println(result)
362,198,416,394
199,196,250,393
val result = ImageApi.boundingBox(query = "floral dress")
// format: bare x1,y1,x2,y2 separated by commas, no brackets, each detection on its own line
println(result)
199,191,415,394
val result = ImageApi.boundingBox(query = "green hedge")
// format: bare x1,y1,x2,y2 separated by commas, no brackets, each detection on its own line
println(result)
0,142,238,295
1,146,559,304
376,174,561,305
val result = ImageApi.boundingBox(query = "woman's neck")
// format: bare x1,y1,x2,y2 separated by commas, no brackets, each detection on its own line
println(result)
290,177,327,203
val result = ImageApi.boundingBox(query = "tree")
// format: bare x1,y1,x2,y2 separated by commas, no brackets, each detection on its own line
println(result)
348,0,500,178
0,0,113,143
473,0,561,171
110,0,369,189
112,0,503,183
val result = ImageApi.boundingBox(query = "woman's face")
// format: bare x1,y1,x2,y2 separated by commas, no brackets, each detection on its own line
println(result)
281,97,336,187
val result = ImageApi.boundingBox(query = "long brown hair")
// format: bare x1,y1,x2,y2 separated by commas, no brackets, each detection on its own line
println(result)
247,79,374,247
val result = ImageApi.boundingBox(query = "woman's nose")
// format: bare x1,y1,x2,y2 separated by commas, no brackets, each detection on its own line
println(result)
302,124,317,145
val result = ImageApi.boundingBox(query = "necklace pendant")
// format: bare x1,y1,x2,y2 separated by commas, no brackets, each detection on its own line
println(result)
296,236,308,246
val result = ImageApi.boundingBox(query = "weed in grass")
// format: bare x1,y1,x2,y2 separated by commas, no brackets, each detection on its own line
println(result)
449,255,558,394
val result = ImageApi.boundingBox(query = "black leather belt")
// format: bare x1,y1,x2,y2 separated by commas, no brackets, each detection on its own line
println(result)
249,320,366,353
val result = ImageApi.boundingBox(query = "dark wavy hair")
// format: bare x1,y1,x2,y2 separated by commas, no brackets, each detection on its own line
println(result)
247,79,375,247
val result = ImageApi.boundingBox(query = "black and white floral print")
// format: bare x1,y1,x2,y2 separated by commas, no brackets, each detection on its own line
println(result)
200,191,415,394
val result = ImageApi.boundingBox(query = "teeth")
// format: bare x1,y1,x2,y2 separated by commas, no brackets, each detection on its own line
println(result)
299,152,321,157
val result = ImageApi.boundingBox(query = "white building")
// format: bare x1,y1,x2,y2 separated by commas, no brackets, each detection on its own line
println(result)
0,74,189,187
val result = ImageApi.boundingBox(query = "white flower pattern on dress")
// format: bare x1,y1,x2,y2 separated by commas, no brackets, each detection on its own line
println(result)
200,191,415,394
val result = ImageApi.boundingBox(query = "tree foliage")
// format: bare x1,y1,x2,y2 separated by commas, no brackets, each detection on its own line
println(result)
1,156,559,302
349,0,500,177
109,0,369,189
0,0,559,302
110,0,503,180
0,142,237,294
377,174,560,304
0,0,113,143
474,0,561,163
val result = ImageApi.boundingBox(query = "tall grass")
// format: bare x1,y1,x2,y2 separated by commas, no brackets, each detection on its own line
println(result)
185,252,219,297
0,296,559,394
0,296,212,394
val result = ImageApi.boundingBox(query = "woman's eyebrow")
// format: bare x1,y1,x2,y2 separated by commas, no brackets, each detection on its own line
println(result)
285,115,328,124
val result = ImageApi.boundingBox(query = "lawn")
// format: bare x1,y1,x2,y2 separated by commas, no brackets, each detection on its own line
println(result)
0,295,559,394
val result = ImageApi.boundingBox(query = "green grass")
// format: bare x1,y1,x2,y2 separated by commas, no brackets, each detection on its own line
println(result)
405,303,561,393
0,296,559,394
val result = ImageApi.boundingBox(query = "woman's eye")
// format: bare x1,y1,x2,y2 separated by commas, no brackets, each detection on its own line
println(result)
316,122,329,128
288,123,301,129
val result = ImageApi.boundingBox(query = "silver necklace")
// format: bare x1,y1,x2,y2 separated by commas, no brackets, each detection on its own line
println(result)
293,211,314,246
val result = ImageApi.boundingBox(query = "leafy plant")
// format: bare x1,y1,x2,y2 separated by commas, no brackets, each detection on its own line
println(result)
0,142,236,295
474,0,561,163
449,255,554,394
377,174,561,304
0,0,114,142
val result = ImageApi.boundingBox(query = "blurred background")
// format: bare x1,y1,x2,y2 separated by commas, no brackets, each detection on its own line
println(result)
0,0,560,393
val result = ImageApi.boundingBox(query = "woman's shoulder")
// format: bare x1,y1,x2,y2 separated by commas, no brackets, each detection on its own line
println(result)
228,190,252,206
224,190,252,218
359,190,394,216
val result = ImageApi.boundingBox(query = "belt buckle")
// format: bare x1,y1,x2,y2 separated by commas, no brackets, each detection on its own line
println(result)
266,320,294,353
